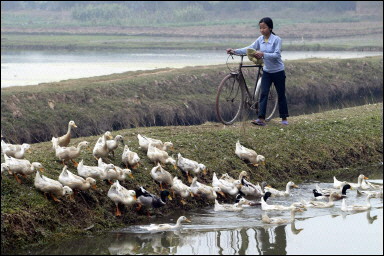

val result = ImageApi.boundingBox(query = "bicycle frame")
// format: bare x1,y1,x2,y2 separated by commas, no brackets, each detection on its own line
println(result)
232,54,263,106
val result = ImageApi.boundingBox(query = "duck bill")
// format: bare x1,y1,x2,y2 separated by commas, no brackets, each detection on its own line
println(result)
92,184,97,189
185,218,191,223
364,176,369,179
168,195,173,201
203,168,208,176
129,173,135,179
39,168,45,173
293,185,299,188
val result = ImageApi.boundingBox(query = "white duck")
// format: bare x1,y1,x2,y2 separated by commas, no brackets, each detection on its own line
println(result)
147,143,176,168
139,216,191,232
1,163,11,177
214,198,247,212
107,180,137,216
92,131,113,160
212,172,239,196
264,181,298,197
239,177,266,199
177,153,207,183
262,207,304,224
357,188,383,198
348,174,370,189
51,120,77,149
3,153,44,184
54,141,90,166
58,165,96,198
190,177,224,200
98,158,132,183
333,176,347,189
137,134,173,152
107,135,124,158
34,171,73,202
341,194,374,212
1,141,31,159
150,163,174,190
301,192,337,208
121,145,141,169
261,192,302,211
235,140,265,166
77,159,113,180
171,176,194,204
220,171,248,185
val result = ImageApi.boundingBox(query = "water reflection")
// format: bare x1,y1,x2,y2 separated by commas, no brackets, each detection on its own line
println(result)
12,176,383,255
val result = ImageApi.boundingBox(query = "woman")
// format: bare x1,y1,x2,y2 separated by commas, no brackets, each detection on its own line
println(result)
226,17,289,126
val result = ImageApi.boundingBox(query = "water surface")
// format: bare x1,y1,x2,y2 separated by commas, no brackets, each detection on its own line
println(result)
1,50,382,88
13,177,383,255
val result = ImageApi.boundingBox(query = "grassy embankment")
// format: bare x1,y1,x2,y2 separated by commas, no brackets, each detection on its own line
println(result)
1,57,383,144
1,102,383,253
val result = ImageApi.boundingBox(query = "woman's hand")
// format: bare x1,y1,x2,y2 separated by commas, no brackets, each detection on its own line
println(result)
226,48,235,54
254,51,264,59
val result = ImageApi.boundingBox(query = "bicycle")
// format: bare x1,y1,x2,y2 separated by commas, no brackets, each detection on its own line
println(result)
215,53,278,125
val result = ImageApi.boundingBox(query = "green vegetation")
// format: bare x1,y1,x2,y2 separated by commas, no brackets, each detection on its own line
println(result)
1,103,383,253
1,57,383,144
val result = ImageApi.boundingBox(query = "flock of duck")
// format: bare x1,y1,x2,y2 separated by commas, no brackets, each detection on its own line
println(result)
1,120,383,231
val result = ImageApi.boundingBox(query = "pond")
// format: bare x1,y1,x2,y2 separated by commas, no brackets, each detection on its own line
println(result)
12,169,383,255
1,49,382,88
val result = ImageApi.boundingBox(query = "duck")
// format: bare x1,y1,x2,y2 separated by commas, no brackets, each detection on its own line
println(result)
261,192,302,211
140,216,191,232
348,174,370,189
92,131,113,160
341,194,374,212
262,207,304,225
107,180,137,216
356,188,383,198
301,192,337,208
235,193,261,207
1,141,31,159
212,172,240,196
135,186,172,215
177,153,207,183
264,181,298,197
3,153,44,184
106,135,124,158
54,141,90,166
58,165,96,198
77,159,113,180
137,134,173,152
239,177,266,199
235,140,265,166
1,163,11,177
190,177,224,200
333,176,347,189
34,170,73,202
147,143,176,169
121,145,141,169
315,183,352,200
150,163,174,190
220,171,248,185
171,176,193,204
51,120,77,149
214,197,247,212
98,158,132,183
312,189,328,200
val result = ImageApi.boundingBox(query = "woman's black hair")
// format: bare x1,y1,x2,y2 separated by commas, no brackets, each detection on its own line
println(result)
259,17,276,35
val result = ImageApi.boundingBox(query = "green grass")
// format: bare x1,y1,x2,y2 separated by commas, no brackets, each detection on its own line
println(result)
1,103,383,253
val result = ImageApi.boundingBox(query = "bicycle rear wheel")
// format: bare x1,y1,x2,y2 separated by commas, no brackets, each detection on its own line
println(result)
254,79,278,121
216,74,245,125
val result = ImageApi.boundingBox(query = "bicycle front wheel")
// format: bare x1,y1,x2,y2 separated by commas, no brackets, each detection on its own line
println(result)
254,79,278,121
216,74,245,125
